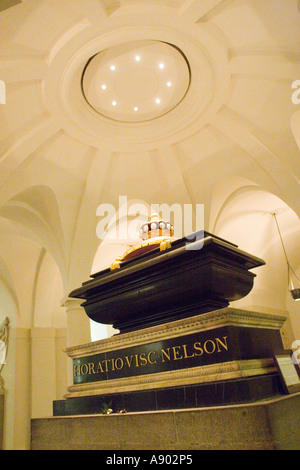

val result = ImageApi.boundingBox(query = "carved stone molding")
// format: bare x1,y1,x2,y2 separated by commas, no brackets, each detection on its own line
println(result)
65,307,287,359
65,358,276,398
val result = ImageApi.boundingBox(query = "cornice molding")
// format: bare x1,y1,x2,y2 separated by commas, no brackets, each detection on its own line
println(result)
66,307,286,358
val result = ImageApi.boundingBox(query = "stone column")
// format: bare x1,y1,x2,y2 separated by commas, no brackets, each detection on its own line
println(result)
31,328,68,418
55,329,68,400
13,328,31,450
63,298,91,385
31,328,56,418
64,298,91,347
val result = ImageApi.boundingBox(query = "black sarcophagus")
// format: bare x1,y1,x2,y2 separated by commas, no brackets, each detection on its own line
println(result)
54,217,287,417
70,228,265,334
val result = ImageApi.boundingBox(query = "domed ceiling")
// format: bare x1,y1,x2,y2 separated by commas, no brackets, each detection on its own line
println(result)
0,0,299,331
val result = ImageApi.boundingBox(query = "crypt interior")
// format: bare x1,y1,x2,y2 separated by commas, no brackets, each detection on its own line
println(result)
0,0,300,450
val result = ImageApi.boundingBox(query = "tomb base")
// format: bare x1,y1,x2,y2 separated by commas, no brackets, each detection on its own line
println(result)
54,308,287,416
36,393,300,450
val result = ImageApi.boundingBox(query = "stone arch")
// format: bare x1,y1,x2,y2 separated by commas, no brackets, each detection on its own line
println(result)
212,184,300,343
91,198,152,340
0,185,67,292
32,248,66,329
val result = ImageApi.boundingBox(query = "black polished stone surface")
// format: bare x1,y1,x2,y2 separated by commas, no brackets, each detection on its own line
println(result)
72,325,283,385
53,374,284,416
70,231,265,334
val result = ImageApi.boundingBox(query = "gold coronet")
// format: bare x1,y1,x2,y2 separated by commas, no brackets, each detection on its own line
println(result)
110,237,175,271
110,213,176,271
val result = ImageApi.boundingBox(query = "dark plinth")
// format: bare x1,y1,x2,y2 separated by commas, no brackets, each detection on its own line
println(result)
53,374,284,416
70,231,265,334
71,324,282,386
55,308,287,416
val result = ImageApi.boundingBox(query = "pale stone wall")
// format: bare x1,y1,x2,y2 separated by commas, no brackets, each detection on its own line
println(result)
31,393,300,450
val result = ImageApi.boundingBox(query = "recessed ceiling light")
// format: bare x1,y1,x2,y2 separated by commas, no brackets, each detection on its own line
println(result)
82,40,191,123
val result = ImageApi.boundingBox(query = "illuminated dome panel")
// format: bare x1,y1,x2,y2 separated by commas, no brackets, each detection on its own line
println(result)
82,40,191,123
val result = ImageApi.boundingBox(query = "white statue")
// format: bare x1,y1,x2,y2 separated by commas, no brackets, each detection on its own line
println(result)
0,317,9,389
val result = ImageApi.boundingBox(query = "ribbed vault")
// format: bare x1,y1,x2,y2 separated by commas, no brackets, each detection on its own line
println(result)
0,0,299,331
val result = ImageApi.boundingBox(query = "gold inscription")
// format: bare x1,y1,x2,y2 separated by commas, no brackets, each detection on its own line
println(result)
161,348,171,362
182,344,195,359
172,345,183,360
114,357,124,370
73,336,229,378
148,351,157,365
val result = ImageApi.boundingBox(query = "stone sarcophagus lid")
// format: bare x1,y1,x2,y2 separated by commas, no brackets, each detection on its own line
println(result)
70,222,265,334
